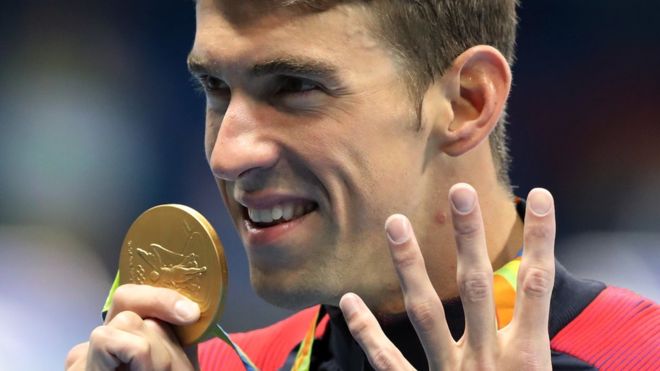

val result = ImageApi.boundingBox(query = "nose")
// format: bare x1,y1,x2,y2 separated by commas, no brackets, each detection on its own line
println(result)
209,97,280,181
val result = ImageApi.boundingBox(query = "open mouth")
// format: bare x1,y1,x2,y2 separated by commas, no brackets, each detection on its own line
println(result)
242,200,318,229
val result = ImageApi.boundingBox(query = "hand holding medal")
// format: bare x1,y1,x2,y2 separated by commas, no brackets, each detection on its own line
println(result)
68,205,313,370
118,204,228,345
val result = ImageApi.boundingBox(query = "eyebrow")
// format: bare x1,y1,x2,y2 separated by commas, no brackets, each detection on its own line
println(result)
251,57,338,80
187,54,343,86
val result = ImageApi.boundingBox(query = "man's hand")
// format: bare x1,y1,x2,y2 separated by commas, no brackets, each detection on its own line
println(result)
65,284,201,371
339,183,555,370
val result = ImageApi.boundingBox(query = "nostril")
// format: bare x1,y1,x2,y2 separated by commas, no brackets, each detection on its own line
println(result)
209,138,281,182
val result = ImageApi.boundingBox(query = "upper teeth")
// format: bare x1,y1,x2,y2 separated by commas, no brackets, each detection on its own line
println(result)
247,202,313,223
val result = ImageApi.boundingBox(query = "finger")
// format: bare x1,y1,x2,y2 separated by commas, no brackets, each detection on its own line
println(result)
144,319,198,370
142,318,173,340
340,293,414,371
107,310,147,332
87,326,154,371
109,312,178,349
108,314,192,370
513,188,555,337
449,183,497,350
106,284,200,326
385,214,455,368
65,342,89,370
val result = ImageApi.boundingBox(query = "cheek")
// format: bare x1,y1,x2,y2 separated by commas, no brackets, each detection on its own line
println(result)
204,111,221,160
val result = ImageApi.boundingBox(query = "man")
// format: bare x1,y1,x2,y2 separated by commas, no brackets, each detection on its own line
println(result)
66,1,658,370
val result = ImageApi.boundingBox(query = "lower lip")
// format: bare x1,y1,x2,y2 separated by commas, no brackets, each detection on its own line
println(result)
244,212,313,247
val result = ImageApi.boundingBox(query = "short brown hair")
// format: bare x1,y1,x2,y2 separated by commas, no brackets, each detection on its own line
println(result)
280,0,519,187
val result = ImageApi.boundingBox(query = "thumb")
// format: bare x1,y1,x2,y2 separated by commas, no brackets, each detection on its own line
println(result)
106,284,200,325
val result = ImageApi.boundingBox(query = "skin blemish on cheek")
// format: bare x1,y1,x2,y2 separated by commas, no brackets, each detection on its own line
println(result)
435,210,448,225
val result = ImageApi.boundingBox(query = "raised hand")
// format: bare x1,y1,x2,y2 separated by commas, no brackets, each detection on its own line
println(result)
340,183,555,370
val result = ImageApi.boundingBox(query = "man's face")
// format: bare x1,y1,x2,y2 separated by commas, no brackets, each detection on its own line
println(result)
190,1,453,310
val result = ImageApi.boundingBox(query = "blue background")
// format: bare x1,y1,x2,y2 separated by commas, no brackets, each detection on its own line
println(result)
1,1,658,369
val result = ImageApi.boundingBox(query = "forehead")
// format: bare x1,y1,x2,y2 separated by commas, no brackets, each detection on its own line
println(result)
190,0,391,78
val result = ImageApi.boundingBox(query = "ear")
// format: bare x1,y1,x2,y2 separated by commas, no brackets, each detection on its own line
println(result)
432,45,512,156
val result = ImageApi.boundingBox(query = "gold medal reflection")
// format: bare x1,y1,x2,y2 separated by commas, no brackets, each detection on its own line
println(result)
118,204,228,345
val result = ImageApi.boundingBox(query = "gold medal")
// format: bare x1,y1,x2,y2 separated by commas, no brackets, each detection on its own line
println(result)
118,204,228,345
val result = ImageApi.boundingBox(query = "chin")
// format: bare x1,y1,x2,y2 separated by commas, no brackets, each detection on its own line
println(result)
249,267,337,310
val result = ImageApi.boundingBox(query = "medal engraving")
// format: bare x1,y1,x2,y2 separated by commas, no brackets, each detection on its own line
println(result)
119,204,227,345
127,240,207,301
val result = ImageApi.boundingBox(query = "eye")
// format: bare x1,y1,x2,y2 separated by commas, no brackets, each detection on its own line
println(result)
198,75,230,97
276,77,321,95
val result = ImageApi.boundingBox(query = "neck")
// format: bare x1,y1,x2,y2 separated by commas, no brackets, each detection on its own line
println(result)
483,185,524,270
372,146,523,313
432,181,522,299
341,138,523,315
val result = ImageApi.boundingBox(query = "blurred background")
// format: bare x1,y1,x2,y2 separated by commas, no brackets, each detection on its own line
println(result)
1,1,658,369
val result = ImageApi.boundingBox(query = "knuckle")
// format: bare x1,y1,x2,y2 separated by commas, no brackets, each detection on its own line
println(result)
516,340,551,371
519,352,545,370
143,318,171,339
143,318,163,332
443,352,459,370
521,267,554,298
130,338,153,364
525,222,554,242
65,342,88,368
406,298,439,333
348,314,371,342
64,352,76,368
370,347,397,371
111,284,135,308
453,220,480,239
111,310,144,330
135,338,152,357
476,362,496,371
89,326,109,345
462,354,496,371
391,247,418,270
458,271,491,302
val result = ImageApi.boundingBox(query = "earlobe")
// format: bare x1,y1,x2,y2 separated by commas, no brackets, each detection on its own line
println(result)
439,46,512,157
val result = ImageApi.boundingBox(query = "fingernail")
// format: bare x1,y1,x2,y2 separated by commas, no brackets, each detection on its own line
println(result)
529,188,553,216
385,214,410,244
450,185,476,214
175,300,199,322
341,293,359,317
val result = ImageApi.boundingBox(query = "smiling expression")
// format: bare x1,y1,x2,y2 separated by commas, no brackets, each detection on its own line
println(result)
189,1,460,310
